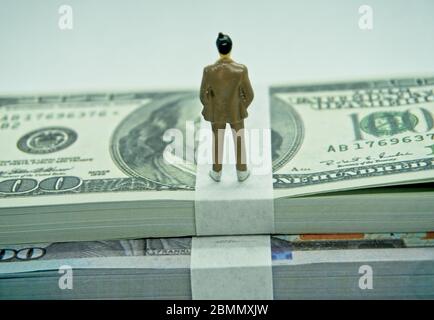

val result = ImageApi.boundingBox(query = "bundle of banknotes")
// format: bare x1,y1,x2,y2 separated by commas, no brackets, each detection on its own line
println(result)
0,77,433,243
1,233,433,299
1,76,434,299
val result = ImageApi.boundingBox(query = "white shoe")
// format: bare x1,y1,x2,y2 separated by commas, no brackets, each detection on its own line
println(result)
209,169,222,182
237,169,250,182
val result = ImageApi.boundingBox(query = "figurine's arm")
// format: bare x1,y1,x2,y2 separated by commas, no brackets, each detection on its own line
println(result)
240,67,254,108
200,67,210,107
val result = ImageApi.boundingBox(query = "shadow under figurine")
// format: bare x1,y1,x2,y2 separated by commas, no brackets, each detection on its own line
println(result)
200,32,254,182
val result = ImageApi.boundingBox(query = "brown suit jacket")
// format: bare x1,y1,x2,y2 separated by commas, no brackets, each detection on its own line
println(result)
200,58,254,123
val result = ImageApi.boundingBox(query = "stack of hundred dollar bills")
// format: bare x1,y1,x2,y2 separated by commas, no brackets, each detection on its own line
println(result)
1,233,433,299
0,77,433,244
1,76,434,299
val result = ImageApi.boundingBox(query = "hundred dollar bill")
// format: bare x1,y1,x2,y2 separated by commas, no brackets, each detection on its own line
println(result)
271,77,434,197
0,91,199,201
1,77,433,203
0,91,201,243
0,78,434,244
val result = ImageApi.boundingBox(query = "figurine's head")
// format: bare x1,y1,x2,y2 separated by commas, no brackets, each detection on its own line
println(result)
216,32,232,57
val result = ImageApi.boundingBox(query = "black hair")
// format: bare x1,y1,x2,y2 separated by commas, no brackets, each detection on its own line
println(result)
216,32,232,55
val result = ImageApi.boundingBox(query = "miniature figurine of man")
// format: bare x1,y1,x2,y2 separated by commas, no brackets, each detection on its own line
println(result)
200,32,254,182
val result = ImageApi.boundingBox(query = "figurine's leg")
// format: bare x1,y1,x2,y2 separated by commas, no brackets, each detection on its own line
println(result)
230,121,247,172
211,122,226,172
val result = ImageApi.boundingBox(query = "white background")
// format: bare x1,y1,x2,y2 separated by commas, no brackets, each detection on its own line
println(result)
0,0,433,94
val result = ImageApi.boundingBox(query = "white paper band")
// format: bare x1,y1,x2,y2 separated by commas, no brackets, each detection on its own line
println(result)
190,235,273,300
194,86,275,235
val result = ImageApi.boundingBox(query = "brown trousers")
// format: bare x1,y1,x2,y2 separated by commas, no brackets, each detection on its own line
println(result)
211,121,247,172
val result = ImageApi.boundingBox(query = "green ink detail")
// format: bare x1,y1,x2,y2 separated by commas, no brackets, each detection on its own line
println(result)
360,111,418,137
426,144,434,155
